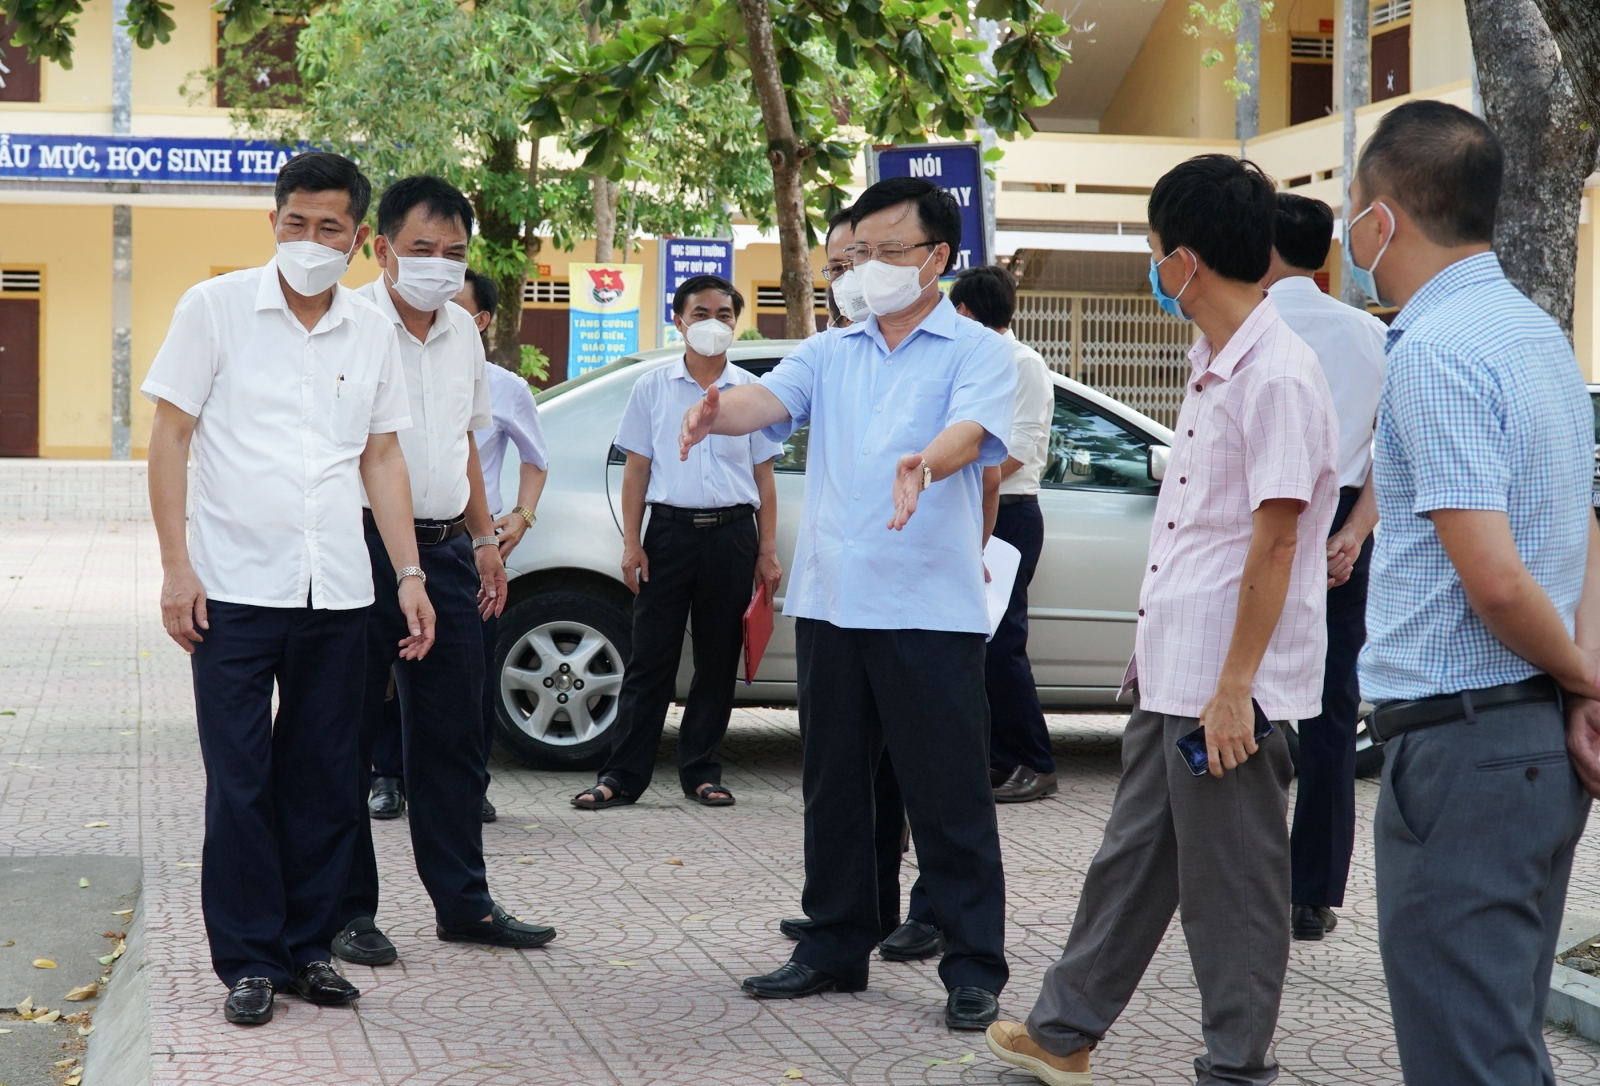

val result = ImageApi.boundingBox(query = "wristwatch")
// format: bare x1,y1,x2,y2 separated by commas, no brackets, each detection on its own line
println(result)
471,535,499,549
395,565,426,585
513,505,536,527
919,460,933,491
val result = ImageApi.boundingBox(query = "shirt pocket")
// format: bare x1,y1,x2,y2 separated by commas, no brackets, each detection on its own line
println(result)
886,378,953,453
332,378,379,445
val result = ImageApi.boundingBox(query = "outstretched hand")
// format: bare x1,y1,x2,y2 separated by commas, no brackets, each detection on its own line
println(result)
679,384,720,460
888,455,925,531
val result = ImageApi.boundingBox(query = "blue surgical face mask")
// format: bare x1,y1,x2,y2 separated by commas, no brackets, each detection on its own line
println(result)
1346,201,1393,305
1149,248,1196,321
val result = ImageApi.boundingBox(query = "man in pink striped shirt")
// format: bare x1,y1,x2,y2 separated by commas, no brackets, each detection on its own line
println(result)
988,155,1339,1086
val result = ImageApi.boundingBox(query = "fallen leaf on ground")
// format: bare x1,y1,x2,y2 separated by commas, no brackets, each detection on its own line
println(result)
0,710,14,715
16,997,32,1015
78,878,90,888
110,940,125,961
62,984,97,1001
139,652,150,657
78,1024,94,1037
88,662,105,667
118,731,136,736
684,915,709,921
83,822,109,829
56,1057,77,1067
66,1075,83,1085
32,1009,60,1024
514,856,535,864
782,1070,804,1080
2,939,13,946
606,960,638,967
111,909,132,917
522,823,540,829
922,1057,951,1066
32,959,56,969
175,862,201,868
957,1052,976,1064
666,857,683,866
0,1027,11,1033
97,954,114,965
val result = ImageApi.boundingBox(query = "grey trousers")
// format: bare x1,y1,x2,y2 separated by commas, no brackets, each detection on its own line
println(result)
1375,697,1590,1086
1027,704,1293,1086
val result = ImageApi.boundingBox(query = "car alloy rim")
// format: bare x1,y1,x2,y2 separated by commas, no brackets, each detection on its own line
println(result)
500,620,626,746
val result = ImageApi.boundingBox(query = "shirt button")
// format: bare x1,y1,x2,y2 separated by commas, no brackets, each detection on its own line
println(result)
1526,766,1540,781
1179,477,1187,484
1150,564,1157,572
1167,522,1175,529
1195,383,1203,392
847,540,855,547
854,493,861,500
1138,608,1145,617
1187,429,1194,437
875,405,883,412
886,360,893,366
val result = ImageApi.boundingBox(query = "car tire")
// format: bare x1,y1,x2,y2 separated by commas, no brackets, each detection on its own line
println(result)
492,589,632,771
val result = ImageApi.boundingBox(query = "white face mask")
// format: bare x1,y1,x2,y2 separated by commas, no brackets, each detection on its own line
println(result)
857,248,938,317
831,268,871,324
275,237,357,297
683,317,735,357
383,244,468,312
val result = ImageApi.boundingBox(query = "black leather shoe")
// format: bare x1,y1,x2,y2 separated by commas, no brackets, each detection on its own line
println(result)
1292,904,1338,941
331,915,398,966
368,777,405,819
290,961,360,1005
481,796,498,822
779,917,811,940
741,960,867,998
437,903,557,949
223,976,274,1025
879,919,944,961
993,766,1060,804
945,985,1000,1030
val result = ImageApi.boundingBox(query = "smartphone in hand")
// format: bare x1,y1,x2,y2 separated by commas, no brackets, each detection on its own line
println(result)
1176,700,1274,777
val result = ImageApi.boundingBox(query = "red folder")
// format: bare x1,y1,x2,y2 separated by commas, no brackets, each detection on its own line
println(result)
743,581,774,685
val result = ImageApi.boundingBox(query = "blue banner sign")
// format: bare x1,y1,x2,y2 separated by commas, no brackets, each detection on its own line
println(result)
0,132,294,184
658,237,735,347
873,143,988,272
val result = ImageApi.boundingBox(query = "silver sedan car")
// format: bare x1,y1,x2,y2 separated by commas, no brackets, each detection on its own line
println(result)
487,342,1173,769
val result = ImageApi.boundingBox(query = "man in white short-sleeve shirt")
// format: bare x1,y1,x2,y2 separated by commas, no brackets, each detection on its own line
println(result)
572,275,782,811
143,152,435,1026
329,177,557,972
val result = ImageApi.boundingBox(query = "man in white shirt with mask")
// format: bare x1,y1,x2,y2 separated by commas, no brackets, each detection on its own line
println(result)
330,176,558,971
144,152,433,1026
572,275,783,810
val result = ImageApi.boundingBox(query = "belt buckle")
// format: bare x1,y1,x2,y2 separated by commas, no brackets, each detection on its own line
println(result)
692,512,718,529
416,524,445,546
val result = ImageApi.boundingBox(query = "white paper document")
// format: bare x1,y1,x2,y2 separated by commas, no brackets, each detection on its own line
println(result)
983,536,1022,642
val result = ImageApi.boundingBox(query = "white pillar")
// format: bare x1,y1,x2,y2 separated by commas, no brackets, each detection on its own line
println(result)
1235,0,1261,156
1341,0,1371,307
110,0,132,460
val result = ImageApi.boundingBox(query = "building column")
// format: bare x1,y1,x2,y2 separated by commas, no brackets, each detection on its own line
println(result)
1340,0,1371,309
1235,0,1260,155
110,0,132,460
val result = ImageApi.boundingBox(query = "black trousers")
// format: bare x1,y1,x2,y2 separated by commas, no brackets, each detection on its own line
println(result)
371,677,404,782
190,599,367,987
342,524,493,928
481,612,499,784
600,510,757,797
1290,486,1372,907
988,499,1054,776
793,619,1009,993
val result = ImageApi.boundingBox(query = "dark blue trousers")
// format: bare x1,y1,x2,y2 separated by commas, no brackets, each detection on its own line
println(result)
988,499,1053,776
341,524,493,928
481,612,499,782
1290,486,1372,907
371,677,404,782
191,600,367,987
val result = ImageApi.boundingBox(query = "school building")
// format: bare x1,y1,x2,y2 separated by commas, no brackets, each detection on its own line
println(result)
0,0,1594,456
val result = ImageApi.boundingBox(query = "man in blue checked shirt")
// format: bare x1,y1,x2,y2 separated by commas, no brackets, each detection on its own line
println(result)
1350,100,1600,1086
680,177,1016,1031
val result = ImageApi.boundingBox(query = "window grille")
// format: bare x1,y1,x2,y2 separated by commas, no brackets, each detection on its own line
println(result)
1371,0,1411,27
1290,36,1335,58
1,269,41,293
523,279,570,304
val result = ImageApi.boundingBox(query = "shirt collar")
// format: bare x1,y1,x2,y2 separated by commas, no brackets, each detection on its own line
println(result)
1390,250,1502,335
844,293,963,350
1189,294,1277,383
361,276,455,345
1265,275,1322,299
256,259,360,333
669,356,739,389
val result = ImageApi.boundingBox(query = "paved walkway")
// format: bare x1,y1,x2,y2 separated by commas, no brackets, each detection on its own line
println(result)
1,517,1598,1085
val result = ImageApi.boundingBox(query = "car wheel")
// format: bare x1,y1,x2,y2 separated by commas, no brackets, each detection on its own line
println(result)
493,589,631,771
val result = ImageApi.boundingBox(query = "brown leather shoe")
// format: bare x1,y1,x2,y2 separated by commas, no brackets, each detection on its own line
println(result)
993,766,1059,804
985,1021,1091,1084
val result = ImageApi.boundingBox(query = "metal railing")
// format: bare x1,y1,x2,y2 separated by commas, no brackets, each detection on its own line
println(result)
1013,292,1195,427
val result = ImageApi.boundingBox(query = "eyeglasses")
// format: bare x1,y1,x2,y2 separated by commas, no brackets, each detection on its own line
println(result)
842,240,939,264
821,260,852,282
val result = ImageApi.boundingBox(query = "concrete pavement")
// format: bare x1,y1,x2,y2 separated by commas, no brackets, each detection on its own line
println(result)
1,517,1597,1085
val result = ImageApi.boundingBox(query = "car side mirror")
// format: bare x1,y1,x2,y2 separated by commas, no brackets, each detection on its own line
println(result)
1148,444,1170,482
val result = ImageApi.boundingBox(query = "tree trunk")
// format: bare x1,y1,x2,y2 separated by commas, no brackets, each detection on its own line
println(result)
1466,0,1598,336
738,0,814,340
478,133,528,370
592,175,619,263
1528,0,1600,129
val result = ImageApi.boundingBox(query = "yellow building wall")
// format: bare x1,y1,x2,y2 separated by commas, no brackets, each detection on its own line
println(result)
1412,0,1474,94
1099,0,1237,140
133,0,220,112
1576,197,1599,381
42,0,112,107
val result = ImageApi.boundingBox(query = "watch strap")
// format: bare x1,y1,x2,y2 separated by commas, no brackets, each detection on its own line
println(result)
395,565,425,585
513,505,536,526
471,535,499,549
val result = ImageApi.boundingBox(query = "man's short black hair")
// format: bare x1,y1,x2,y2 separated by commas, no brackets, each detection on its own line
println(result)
673,274,743,318
274,151,372,225
462,268,497,318
849,176,963,274
1356,99,1502,245
376,174,475,240
826,206,854,246
1148,154,1276,282
948,265,1017,330
1274,193,1334,272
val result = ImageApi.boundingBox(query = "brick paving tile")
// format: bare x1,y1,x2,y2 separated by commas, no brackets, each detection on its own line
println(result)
1,518,1598,1084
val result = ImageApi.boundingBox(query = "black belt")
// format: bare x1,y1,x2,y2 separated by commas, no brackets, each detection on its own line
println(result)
648,503,754,528
1369,675,1560,744
363,508,468,546
998,494,1039,506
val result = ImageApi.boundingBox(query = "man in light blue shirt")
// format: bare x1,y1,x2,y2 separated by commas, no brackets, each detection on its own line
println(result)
680,177,1016,1030
1350,101,1600,1086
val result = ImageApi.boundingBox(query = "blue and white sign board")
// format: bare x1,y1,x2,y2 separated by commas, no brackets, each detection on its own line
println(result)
658,238,735,347
870,142,991,274
0,133,295,184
